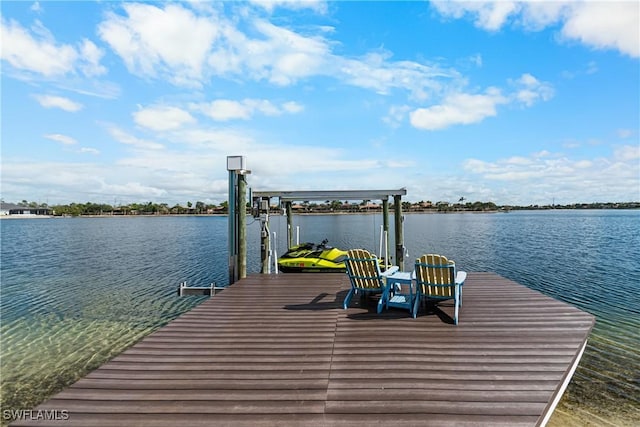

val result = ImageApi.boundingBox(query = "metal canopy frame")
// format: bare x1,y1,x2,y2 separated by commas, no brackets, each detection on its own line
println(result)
252,189,406,202
251,188,407,274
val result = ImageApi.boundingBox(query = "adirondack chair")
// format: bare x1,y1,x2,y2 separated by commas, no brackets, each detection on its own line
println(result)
344,249,399,313
413,254,467,325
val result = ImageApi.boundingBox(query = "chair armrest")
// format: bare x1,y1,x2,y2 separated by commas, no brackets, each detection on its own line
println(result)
381,266,400,277
455,271,467,285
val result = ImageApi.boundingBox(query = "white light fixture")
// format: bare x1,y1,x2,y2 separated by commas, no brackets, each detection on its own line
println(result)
226,155,246,172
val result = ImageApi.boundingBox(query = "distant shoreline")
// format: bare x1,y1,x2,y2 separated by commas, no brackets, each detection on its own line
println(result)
1,207,638,220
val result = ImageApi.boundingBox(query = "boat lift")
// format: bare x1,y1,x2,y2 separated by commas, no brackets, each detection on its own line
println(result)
251,189,408,275
224,155,408,283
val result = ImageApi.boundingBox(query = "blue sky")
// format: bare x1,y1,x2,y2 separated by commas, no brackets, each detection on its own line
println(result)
1,1,638,206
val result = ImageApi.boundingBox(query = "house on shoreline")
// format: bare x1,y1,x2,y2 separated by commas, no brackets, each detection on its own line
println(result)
0,202,52,216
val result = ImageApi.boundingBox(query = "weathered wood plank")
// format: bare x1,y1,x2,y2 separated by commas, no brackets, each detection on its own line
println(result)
11,272,594,427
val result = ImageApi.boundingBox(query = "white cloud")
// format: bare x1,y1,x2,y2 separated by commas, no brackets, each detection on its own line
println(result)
108,126,165,151
33,94,83,112
177,128,255,152
78,147,100,155
472,1,519,31
192,99,304,121
613,144,640,162
430,1,519,31
79,39,107,76
617,129,634,139
133,106,196,131
410,88,508,130
96,3,457,100
282,101,304,114
196,100,252,121
0,18,108,80
44,133,77,145
431,1,639,58
383,105,411,128
98,3,219,86
337,52,455,100
30,2,42,14
408,73,553,130
560,2,639,58
242,19,332,86
98,181,168,199
249,0,328,14
1,18,77,76
511,73,554,107
461,146,640,203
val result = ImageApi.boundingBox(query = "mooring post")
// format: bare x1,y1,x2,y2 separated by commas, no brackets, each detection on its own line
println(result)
394,195,404,271
286,201,293,249
238,173,247,279
260,198,270,274
227,156,250,285
382,198,390,264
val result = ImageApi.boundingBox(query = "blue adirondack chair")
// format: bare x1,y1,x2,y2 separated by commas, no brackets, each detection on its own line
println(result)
413,254,466,324
344,249,399,313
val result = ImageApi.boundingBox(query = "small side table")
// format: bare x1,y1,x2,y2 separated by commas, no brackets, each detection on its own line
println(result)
385,271,413,312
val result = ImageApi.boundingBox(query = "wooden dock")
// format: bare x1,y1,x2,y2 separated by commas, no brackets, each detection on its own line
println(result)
13,272,594,426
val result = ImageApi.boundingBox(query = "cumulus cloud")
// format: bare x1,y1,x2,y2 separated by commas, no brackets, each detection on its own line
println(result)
410,88,508,130
97,3,334,87
1,18,107,78
33,94,83,112
1,18,77,76
613,144,640,162
96,3,457,99
98,3,219,86
78,39,107,76
408,73,553,130
461,145,640,203
432,1,519,31
192,99,304,121
510,73,554,107
431,1,639,57
560,2,639,58
133,106,196,131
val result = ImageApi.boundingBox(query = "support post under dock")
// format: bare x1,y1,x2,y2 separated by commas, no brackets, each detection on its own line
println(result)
394,194,404,271
382,198,389,262
286,202,293,249
238,173,247,279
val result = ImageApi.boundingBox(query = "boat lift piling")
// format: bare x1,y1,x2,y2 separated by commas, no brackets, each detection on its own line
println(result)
227,156,250,285
285,202,294,249
394,194,404,270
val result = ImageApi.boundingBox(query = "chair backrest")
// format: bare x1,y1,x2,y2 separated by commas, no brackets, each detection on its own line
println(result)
414,254,456,298
345,249,384,290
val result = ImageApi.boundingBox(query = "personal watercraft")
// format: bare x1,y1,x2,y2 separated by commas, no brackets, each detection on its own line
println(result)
277,239,347,273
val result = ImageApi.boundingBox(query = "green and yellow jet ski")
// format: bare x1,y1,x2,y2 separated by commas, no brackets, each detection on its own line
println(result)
278,239,347,273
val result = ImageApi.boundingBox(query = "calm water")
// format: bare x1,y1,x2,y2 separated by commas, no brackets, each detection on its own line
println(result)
1,211,639,425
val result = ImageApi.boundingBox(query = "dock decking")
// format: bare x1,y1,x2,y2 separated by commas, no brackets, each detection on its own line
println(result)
13,272,594,426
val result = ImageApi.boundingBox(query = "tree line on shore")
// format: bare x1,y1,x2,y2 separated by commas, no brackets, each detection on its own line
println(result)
5,199,639,217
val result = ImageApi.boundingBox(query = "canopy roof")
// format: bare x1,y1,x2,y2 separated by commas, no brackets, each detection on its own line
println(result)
252,189,406,202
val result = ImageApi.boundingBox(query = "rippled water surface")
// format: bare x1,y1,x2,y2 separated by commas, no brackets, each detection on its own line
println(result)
1,211,638,425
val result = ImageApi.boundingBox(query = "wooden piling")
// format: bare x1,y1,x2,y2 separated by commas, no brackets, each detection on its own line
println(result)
394,195,404,271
